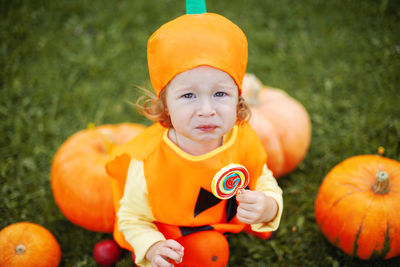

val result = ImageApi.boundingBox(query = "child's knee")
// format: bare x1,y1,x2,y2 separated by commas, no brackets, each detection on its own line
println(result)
177,231,229,267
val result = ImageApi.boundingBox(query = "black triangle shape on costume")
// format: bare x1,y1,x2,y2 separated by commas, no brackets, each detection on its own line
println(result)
194,187,222,217
179,225,214,236
225,197,238,222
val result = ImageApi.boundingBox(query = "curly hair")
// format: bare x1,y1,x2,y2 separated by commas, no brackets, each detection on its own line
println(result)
136,89,251,128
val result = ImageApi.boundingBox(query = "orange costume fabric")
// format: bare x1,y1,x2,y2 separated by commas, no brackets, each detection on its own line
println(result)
106,122,269,251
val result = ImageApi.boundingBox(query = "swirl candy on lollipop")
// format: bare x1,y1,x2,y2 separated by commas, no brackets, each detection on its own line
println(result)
211,164,250,199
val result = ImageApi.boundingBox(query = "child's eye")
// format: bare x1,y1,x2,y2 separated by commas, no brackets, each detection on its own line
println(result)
215,91,227,97
181,93,194,99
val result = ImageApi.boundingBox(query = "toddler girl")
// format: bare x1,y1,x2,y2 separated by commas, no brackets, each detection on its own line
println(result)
106,1,283,266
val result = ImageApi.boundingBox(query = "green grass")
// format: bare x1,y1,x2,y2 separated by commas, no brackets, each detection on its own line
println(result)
1,0,400,266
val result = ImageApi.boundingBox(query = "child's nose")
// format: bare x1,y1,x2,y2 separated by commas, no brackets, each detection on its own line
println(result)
197,98,216,117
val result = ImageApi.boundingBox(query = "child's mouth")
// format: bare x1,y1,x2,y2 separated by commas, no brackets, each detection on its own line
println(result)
197,125,217,132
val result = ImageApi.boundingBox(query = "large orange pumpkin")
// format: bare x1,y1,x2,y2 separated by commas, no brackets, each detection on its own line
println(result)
51,123,145,232
314,155,400,259
0,222,61,267
242,74,311,177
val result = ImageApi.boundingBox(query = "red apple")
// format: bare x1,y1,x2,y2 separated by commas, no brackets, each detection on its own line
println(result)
93,239,122,266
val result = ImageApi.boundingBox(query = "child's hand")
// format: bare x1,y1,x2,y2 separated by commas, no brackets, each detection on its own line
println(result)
145,239,184,267
236,190,278,225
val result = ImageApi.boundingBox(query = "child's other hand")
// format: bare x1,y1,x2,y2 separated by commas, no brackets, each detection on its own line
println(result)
236,189,278,225
146,239,184,267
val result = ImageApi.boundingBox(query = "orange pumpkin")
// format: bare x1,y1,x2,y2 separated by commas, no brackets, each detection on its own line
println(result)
0,222,61,267
51,123,145,232
314,155,400,259
242,74,311,177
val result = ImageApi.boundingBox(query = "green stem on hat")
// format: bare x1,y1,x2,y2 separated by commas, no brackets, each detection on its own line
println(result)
186,0,206,14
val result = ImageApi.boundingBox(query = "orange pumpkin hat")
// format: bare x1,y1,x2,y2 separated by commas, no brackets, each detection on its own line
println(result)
147,0,248,96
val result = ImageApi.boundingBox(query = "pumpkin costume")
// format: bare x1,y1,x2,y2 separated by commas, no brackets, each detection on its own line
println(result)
106,1,283,266
106,123,283,266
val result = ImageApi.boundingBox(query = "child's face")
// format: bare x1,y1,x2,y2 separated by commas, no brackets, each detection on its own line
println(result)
165,65,239,146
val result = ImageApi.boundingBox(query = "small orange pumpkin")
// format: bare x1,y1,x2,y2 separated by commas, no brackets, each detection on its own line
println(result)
314,154,400,259
0,222,61,267
242,74,311,177
51,123,145,232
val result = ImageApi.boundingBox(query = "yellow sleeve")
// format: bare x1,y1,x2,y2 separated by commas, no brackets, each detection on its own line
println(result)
251,164,283,232
117,159,165,267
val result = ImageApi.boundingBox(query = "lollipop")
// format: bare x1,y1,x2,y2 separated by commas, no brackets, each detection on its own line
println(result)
211,164,250,199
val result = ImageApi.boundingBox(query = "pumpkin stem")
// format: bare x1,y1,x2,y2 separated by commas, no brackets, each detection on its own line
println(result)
15,244,26,255
98,129,116,155
372,170,390,194
104,133,116,155
87,122,96,130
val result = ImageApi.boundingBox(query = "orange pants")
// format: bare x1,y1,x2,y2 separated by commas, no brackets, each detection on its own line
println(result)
130,223,273,266
174,228,273,266
175,231,229,266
